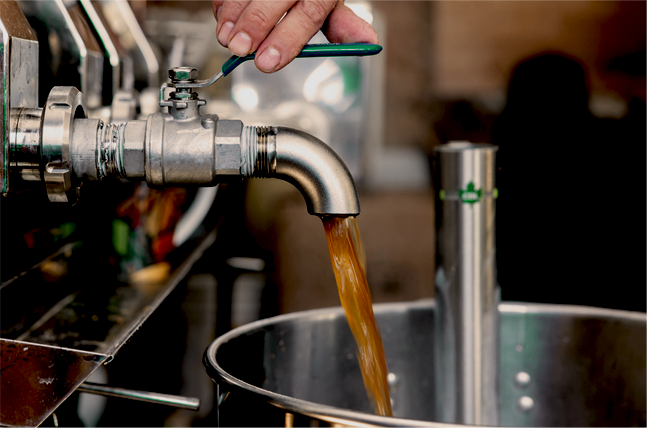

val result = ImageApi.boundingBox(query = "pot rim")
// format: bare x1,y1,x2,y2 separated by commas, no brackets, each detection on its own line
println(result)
204,300,646,427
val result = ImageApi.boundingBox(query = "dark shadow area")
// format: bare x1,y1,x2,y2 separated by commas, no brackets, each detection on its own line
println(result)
492,52,645,311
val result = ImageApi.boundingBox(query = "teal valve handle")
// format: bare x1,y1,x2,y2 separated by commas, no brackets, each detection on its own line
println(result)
222,43,383,76
163,43,382,99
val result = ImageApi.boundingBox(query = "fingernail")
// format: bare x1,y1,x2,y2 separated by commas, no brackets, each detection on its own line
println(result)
257,48,281,72
228,31,252,57
218,22,234,46
216,6,222,21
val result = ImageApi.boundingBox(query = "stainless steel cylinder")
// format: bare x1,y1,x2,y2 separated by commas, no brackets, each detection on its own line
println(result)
434,141,499,425
10,108,43,182
70,118,101,181
144,112,237,186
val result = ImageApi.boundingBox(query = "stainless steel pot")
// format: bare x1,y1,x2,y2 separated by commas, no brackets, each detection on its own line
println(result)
204,300,646,427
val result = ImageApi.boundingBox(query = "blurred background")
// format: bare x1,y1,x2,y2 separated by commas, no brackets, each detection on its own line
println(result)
2,0,644,426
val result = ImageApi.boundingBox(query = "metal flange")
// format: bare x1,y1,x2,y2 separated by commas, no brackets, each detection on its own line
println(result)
42,87,87,202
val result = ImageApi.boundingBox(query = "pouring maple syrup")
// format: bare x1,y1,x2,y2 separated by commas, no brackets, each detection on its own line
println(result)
323,216,393,417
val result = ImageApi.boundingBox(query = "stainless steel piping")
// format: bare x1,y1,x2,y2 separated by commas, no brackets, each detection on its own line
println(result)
77,382,200,411
68,104,361,216
248,126,360,217
69,117,357,218
9,81,361,217
9,108,42,183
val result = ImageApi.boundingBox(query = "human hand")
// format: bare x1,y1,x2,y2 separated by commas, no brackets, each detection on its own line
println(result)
212,0,378,73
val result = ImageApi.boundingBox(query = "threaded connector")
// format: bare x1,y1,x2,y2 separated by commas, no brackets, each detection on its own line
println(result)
97,122,126,179
241,125,277,178
255,126,277,177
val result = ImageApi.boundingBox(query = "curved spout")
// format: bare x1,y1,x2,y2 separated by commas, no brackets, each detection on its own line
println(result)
248,126,360,217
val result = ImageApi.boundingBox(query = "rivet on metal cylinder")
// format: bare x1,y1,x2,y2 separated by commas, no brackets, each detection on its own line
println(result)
515,371,531,387
518,396,534,412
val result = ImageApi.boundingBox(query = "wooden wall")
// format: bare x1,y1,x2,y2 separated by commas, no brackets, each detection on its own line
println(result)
432,2,623,98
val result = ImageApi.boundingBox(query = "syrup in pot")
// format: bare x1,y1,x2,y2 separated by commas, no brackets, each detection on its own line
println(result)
323,216,393,417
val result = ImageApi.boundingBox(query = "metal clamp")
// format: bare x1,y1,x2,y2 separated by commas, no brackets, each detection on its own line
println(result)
42,87,87,202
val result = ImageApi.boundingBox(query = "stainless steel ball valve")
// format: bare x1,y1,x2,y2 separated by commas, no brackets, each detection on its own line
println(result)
8,67,361,216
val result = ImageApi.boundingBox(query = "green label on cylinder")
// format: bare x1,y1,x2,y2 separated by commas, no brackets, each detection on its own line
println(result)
459,181,482,204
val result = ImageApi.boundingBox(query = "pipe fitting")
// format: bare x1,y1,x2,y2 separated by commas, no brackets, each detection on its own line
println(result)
10,108,43,183
245,126,360,217
122,120,146,178
70,118,101,181
99,122,126,179
145,112,222,186
41,87,87,203
215,120,243,176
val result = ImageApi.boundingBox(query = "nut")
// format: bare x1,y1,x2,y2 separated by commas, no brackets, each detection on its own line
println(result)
123,121,146,178
215,120,243,176
169,67,199,81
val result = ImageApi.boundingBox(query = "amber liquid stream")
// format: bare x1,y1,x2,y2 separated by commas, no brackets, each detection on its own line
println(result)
323,216,393,417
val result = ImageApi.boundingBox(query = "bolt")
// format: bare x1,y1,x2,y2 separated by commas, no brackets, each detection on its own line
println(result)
169,67,199,81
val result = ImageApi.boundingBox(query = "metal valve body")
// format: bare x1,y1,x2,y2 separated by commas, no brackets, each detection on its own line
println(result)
8,79,361,216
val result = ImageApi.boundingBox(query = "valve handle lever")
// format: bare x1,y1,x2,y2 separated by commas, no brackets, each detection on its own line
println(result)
165,43,382,95
221,42,383,77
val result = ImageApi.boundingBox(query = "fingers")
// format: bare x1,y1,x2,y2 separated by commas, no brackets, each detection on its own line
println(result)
212,1,220,20
214,0,250,48
230,1,296,56
215,0,295,57
212,0,379,74
322,3,378,44
254,0,338,73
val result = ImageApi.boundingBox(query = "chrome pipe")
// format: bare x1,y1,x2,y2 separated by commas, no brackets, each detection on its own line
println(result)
9,108,43,182
77,382,200,410
248,126,360,217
